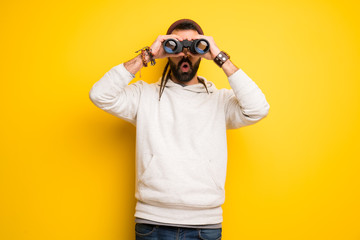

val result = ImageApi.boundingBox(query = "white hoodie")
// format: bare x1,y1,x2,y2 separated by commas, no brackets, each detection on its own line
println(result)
89,63,269,225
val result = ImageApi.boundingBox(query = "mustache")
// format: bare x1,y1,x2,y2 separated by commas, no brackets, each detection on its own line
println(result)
178,57,192,68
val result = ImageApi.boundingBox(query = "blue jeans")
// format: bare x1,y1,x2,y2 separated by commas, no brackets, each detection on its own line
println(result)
135,223,222,240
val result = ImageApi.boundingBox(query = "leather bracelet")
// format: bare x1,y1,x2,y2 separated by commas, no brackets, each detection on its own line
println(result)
214,51,230,67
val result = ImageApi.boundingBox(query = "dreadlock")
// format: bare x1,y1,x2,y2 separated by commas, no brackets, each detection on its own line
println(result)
159,61,171,100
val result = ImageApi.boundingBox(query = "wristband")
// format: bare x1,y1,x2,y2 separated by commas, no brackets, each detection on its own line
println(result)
214,51,230,67
135,46,156,67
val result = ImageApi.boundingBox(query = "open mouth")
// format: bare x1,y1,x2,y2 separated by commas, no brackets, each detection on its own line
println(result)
180,62,190,73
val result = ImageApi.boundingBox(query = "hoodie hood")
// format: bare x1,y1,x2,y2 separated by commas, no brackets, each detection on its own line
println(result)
156,76,216,94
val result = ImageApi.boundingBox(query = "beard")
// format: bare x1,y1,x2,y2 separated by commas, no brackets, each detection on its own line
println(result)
168,57,201,83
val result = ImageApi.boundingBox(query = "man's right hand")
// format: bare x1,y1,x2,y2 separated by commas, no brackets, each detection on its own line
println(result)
150,35,186,59
124,34,185,75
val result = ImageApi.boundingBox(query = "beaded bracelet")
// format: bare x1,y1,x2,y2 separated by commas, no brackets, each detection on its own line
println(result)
135,46,156,67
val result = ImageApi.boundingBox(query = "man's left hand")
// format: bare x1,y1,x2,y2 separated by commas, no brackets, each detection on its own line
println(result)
188,35,221,60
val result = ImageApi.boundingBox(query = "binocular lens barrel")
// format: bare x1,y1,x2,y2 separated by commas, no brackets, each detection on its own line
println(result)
163,39,210,54
195,40,208,54
164,40,178,52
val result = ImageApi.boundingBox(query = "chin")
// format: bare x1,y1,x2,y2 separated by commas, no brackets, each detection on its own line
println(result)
177,72,193,82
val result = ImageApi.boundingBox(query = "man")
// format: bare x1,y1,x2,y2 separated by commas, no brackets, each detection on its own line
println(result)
89,19,270,240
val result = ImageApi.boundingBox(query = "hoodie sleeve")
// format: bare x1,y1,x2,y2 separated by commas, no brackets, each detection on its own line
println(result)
89,63,143,125
224,69,270,129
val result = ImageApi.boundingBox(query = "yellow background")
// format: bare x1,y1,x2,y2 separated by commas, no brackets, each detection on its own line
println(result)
1,0,359,239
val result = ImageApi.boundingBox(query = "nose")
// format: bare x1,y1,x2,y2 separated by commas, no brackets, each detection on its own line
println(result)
183,48,189,57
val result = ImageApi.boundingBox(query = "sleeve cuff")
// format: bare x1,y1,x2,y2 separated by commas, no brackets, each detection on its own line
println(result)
105,63,136,89
113,63,136,79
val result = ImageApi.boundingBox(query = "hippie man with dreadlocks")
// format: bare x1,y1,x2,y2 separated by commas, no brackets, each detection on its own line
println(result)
90,19,270,240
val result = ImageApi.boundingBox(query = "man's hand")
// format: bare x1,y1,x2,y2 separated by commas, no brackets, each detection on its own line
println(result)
124,35,186,75
150,35,186,59
187,35,221,60
187,35,238,77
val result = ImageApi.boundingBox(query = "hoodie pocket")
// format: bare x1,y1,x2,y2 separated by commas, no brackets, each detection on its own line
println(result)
137,153,225,209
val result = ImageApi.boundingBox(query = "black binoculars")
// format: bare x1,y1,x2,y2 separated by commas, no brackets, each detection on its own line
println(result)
163,38,210,55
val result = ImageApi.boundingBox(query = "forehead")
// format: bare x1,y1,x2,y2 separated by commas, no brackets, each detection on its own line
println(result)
171,29,199,39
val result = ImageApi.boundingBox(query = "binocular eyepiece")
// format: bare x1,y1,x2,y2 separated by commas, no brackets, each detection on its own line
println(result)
163,38,210,55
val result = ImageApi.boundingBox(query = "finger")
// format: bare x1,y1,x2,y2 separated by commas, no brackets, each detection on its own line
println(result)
156,35,176,43
164,34,183,41
191,35,202,39
187,52,197,57
174,52,185,57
